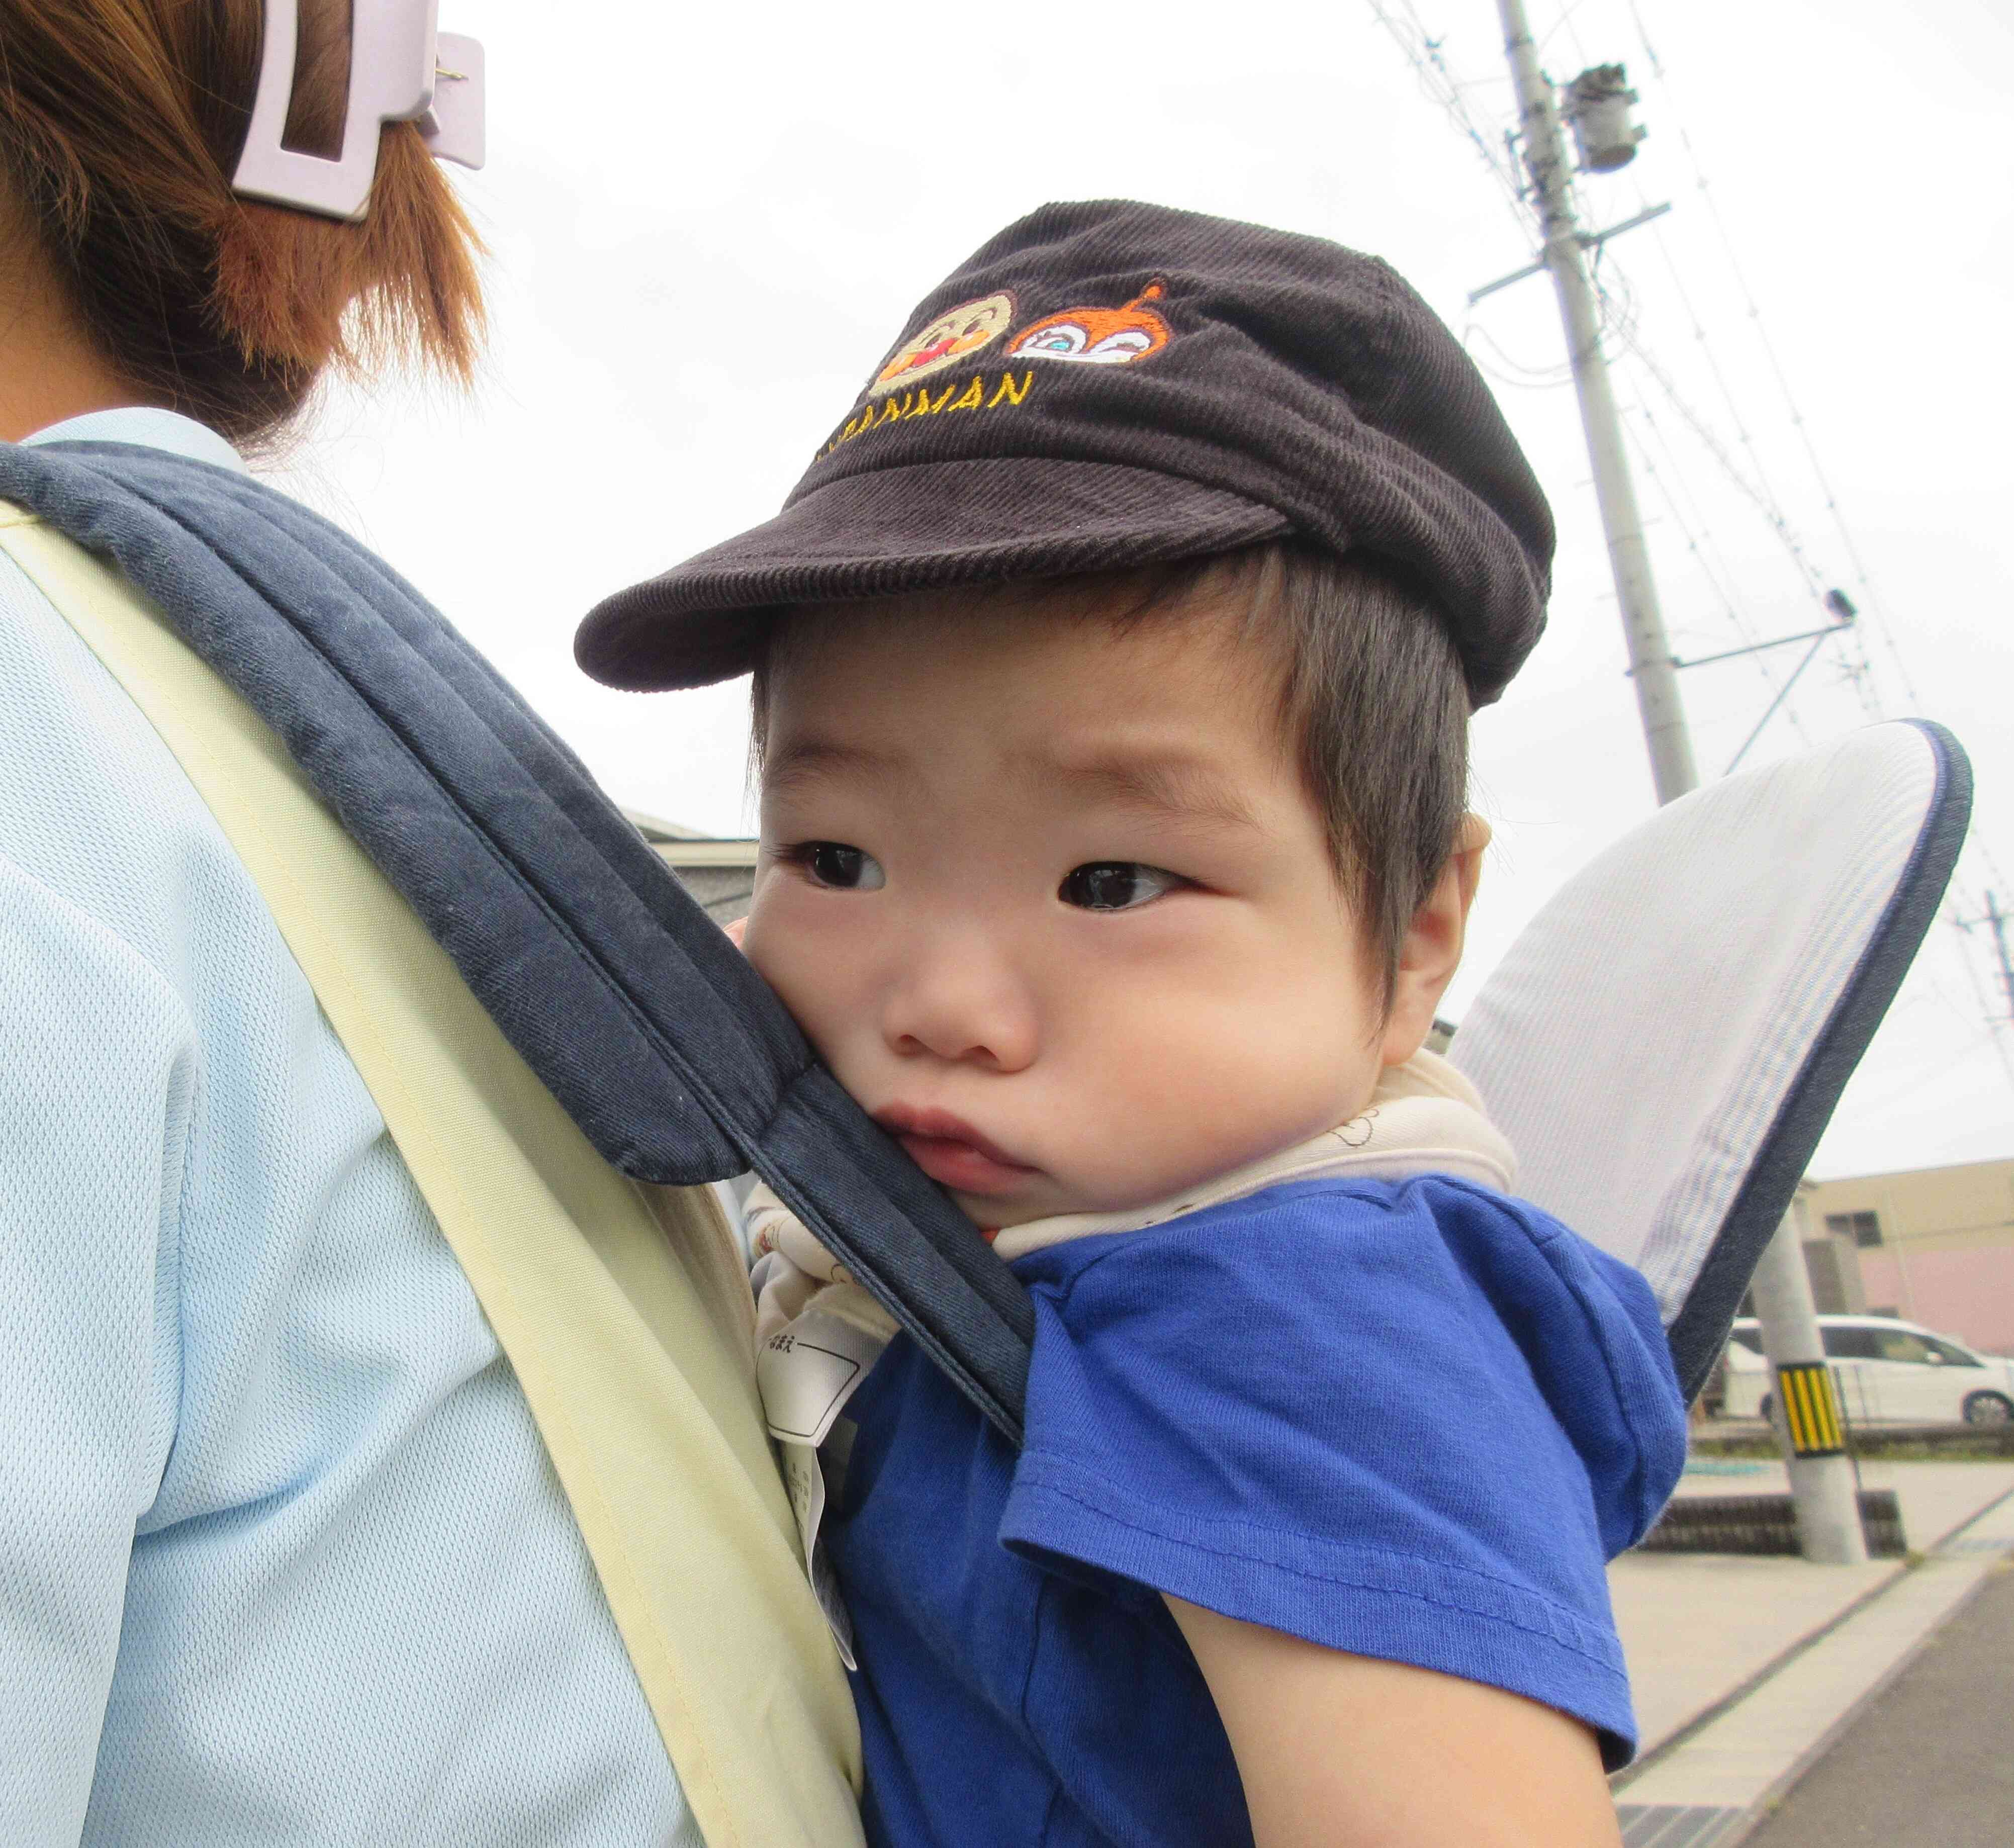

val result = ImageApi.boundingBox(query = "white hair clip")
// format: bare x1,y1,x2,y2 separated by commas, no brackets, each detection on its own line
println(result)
232,0,485,223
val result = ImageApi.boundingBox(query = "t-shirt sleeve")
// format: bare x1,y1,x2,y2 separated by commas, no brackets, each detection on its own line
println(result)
997,1175,1686,1768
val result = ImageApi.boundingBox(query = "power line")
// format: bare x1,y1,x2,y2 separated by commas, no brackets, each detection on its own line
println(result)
1948,906,2014,1095
1537,0,1594,56
1618,394,1817,748
1365,2,1534,228
1369,0,2014,1095
1419,4,1850,759
1599,42,2013,1048
1592,269,1840,616
1439,0,1956,760
1615,0,1934,740
1605,4,2014,1084
1377,1,2014,1097
1585,250,1893,734
1459,320,1576,391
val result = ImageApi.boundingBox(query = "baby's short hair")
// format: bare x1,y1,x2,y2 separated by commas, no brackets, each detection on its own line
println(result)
752,541,1469,1012
1175,544,1468,1010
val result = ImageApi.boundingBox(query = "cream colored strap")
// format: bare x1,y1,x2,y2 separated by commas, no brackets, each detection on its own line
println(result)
0,506,862,1848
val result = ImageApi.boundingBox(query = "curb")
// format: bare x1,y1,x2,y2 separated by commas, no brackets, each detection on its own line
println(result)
1612,1484,2014,1846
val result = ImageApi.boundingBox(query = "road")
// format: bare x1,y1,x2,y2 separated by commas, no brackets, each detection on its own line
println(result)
1740,1560,2014,1846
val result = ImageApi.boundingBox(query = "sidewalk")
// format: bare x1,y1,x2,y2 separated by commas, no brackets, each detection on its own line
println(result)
1608,1460,2014,1846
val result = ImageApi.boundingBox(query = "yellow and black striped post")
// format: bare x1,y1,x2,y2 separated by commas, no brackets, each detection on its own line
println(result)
1774,1361,1847,1458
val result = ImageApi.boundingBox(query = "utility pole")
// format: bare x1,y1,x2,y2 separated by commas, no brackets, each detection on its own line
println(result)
1991,895,2014,1018
1493,0,1697,803
1491,0,1864,1563
1749,1210,1867,1564
1958,892,2014,1024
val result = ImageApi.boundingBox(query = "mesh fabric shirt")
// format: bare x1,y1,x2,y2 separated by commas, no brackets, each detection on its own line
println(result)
0,411,701,1847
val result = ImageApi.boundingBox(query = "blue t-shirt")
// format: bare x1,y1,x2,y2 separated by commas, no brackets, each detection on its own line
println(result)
823,1174,1686,1848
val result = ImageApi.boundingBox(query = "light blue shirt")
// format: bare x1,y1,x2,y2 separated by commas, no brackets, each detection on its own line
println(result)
0,412,703,1846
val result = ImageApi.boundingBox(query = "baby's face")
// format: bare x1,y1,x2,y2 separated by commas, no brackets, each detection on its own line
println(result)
744,589,1396,1230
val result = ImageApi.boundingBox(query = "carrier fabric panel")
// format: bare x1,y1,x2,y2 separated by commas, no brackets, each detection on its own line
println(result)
1451,723,1967,1379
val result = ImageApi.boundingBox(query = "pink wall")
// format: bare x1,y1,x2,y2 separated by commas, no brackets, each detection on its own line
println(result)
1857,1245,2014,1356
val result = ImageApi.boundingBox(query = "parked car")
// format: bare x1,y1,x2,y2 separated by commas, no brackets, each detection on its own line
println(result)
1720,1315,2014,1428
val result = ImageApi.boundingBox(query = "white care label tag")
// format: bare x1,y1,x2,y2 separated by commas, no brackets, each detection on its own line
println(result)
757,1308,886,1447
779,1439,857,1670
758,1308,887,1671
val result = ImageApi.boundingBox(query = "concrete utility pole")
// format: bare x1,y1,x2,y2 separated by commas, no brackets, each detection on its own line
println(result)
1750,1211,1868,1563
1492,0,1864,1562
1961,892,2014,1023
1493,0,1697,803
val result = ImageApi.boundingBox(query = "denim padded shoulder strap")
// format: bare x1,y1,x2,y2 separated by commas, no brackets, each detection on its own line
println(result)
0,440,1034,1441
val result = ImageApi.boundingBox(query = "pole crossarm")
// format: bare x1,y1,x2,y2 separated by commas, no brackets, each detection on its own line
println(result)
1468,258,1546,306
1467,203,1672,304
1582,201,1671,248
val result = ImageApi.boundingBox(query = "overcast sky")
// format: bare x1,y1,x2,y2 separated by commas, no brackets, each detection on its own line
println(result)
273,0,2013,1182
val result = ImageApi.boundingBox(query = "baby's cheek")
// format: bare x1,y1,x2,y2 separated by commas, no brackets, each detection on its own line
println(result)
1141,1034,1355,1179
1069,1040,1267,1194
744,910,816,1019
747,915,870,1072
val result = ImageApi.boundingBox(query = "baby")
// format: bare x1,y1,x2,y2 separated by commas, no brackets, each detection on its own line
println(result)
579,201,1686,1848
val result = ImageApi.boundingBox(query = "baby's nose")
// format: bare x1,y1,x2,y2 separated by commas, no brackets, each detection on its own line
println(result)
880,936,1037,1073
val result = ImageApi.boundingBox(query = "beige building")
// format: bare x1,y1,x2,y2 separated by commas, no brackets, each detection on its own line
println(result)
1793,1158,2014,1356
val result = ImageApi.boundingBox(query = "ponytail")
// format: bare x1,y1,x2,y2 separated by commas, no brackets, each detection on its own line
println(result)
0,0,485,445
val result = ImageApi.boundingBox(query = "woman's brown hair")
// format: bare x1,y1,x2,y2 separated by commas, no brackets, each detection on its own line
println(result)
0,0,484,445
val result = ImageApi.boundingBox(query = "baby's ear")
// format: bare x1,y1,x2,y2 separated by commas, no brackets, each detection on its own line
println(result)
1380,812,1489,1067
724,915,748,950
1449,811,1490,914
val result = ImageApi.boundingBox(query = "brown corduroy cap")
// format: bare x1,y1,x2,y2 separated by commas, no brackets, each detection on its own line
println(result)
575,199,1555,707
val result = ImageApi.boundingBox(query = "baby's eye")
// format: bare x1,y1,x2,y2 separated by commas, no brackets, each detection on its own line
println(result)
793,842,886,891
1058,862,1182,911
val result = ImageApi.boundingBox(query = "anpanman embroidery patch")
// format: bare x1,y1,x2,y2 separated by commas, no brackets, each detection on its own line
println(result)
817,279,1178,463
1009,282,1172,366
868,293,1017,397
816,371,1035,460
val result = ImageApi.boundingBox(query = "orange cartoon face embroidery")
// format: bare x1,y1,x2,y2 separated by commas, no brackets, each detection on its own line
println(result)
870,293,1017,397
1008,283,1173,367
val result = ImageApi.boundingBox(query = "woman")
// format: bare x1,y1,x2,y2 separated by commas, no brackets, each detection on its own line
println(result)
0,5,858,1842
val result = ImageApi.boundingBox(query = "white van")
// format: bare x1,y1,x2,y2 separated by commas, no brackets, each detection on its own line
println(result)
1720,1315,2014,1428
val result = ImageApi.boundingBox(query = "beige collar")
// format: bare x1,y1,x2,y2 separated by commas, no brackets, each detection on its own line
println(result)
748,1051,1514,1353
991,1050,1512,1260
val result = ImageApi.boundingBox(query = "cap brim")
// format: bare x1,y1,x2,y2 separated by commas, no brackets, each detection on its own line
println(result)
575,457,1293,691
